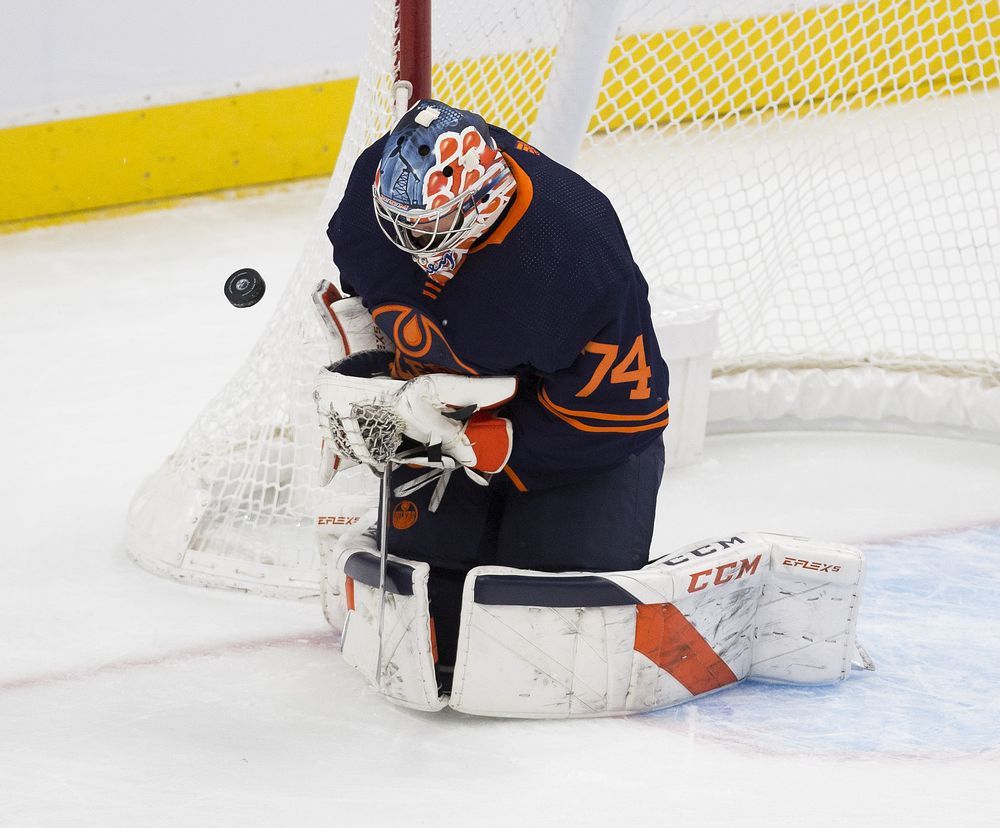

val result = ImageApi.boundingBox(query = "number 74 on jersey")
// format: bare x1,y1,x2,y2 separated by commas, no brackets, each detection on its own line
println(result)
576,335,652,400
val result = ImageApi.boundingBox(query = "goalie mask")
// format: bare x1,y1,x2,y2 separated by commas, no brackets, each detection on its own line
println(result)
372,100,516,265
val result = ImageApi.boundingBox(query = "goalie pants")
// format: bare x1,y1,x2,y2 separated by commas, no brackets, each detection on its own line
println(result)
381,436,665,674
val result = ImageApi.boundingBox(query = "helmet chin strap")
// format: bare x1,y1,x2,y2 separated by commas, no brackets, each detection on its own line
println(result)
412,161,517,285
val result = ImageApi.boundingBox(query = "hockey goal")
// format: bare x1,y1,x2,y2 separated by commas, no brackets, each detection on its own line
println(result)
126,0,1000,598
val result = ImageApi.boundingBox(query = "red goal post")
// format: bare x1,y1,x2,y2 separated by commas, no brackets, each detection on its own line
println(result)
397,0,432,105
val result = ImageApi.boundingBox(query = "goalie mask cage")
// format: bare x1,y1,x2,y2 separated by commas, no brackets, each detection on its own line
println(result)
126,0,1000,598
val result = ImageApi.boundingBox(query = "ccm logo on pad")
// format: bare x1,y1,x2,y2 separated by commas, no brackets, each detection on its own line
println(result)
782,557,841,573
661,536,746,567
687,554,762,593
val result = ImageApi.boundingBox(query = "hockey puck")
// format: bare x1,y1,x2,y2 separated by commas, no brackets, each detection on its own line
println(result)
225,268,266,308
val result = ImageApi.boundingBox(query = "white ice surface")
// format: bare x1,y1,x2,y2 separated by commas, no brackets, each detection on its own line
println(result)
1,186,999,826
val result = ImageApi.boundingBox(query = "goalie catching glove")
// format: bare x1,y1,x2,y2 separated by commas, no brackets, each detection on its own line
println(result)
314,350,516,486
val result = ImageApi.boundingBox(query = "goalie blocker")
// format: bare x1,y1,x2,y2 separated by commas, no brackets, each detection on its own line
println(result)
321,530,872,717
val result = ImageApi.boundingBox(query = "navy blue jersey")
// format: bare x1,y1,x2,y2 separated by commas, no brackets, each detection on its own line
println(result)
327,127,669,490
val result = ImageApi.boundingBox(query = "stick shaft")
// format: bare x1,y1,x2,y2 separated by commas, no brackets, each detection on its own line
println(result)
375,461,393,689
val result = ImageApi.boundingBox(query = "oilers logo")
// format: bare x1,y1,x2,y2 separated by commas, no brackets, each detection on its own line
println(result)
372,304,479,380
392,501,419,530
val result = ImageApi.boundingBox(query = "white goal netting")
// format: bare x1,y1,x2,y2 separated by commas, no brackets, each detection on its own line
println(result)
127,0,1000,597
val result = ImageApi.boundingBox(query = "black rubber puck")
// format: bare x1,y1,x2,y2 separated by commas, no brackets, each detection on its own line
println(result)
225,268,266,308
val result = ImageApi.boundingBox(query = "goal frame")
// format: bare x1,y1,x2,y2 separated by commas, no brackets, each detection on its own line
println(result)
125,0,1000,601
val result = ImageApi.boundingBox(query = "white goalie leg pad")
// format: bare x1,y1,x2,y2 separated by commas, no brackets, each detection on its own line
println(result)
318,506,378,631
330,536,445,712
448,568,657,718
749,532,866,683
448,533,866,718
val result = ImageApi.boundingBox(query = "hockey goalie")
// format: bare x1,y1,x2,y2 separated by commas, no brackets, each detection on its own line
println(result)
311,100,872,717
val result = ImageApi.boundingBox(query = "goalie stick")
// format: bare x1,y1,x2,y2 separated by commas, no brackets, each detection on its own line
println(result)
375,460,393,691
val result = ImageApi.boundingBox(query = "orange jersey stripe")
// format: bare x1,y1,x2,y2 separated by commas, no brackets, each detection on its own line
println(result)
539,389,669,433
634,603,739,696
539,386,669,422
503,464,528,492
